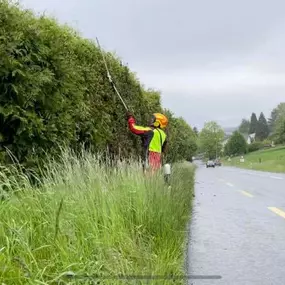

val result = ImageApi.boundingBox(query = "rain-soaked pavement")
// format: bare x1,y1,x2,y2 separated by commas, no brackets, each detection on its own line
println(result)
188,162,285,285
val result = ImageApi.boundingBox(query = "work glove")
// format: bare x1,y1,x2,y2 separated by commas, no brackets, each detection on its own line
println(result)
126,111,133,120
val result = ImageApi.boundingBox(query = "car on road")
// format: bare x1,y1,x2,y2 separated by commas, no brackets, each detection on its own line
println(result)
206,160,215,168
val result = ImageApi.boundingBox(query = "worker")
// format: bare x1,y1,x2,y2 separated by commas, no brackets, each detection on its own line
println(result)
126,112,168,172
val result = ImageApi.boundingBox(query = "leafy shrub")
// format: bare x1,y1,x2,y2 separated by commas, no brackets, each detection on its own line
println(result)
248,142,263,152
0,1,197,171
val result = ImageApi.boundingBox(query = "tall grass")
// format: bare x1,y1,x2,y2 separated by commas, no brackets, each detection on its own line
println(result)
0,149,194,284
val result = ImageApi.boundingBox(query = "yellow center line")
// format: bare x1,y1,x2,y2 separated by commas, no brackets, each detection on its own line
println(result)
240,190,254,198
268,207,285,219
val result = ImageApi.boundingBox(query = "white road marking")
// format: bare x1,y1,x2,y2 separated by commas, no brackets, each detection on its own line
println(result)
236,170,284,180
226,182,234,187
270,176,283,180
239,170,267,178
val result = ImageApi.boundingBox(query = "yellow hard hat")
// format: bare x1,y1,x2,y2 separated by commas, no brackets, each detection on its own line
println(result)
153,113,168,128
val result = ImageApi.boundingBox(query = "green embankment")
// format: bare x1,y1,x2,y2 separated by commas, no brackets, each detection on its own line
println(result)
223,146,285,173
0,150,194,285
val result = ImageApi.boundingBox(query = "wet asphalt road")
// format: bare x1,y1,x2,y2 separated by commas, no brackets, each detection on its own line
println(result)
188,163,285,285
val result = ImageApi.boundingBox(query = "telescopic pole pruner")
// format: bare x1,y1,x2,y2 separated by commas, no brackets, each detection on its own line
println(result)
96,37,129,112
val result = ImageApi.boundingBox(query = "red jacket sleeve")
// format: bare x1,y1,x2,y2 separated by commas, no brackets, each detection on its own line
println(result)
128,116,152,135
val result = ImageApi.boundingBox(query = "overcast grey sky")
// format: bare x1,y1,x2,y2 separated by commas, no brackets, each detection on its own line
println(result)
19,0,285,129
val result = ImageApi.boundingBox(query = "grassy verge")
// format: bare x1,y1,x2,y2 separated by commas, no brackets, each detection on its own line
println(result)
0,150,194,285
223,146,285,173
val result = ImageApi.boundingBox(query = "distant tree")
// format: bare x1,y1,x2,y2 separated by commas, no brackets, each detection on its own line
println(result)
193,127,199,136
223,140,230,157
238,118,250,134
249,113,258,134
256,112,269,141
163,110,198,162
268,108,279,133
275,117,285,144
224,131,247,156
198,121,225,159
269,102,285,134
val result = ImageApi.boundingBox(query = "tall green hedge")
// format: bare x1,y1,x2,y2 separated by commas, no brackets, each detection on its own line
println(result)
0,1,197,169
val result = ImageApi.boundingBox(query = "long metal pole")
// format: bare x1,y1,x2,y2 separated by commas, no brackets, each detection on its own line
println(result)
96,37,129,112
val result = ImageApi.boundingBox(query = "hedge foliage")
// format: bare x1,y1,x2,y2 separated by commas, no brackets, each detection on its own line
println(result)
0,1,197,170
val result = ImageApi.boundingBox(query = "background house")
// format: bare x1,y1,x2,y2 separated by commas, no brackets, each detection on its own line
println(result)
247,133,256,144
